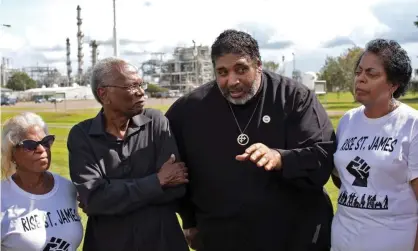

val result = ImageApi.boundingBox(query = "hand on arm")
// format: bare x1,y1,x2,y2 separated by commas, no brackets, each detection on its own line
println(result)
149,112,189,204
68,125,168,216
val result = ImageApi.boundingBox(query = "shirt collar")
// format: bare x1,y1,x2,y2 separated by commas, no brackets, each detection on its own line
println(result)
88,108,151,136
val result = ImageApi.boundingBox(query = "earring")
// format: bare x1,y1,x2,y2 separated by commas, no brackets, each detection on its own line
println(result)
389,92,397,110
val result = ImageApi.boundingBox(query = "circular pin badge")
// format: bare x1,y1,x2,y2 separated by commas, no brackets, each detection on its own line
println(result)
262,115,271,123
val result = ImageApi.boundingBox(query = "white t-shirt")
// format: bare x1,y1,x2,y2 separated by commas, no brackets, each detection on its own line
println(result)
331,103,418,251
1,172,84,251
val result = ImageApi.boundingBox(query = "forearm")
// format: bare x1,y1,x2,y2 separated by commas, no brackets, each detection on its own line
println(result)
277,142,334,189
178,196,197,229
414,225,418,251
77,173,164,216
150,185,186,205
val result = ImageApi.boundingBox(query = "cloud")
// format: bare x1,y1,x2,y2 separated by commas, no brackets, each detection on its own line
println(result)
33,44,66,52
370,0,418,44
95,38,153,47
1,0,417,80
235,22,294,50
321,36,357,48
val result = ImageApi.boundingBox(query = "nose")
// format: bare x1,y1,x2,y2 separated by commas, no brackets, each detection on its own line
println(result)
227,72,240,86
34,143,47,153
355,71,366,84
134,86,145,96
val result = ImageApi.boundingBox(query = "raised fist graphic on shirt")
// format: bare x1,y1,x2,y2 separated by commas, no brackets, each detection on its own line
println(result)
43,237,70,251
346,156,371,187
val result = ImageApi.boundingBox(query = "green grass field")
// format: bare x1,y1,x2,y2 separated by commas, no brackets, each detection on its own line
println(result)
1,92,418,250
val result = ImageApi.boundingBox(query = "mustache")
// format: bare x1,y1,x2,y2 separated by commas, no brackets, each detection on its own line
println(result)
225,85,247,93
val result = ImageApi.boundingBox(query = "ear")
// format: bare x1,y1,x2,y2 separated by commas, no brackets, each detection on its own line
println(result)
256,59,262,72
390,84,399,97
97,88,109,104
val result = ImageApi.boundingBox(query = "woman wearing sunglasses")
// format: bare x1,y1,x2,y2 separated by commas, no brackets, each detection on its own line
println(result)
1,112,83,251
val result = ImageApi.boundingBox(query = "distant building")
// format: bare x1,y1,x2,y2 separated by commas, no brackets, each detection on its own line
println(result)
141,45,214,91
412,69,418,82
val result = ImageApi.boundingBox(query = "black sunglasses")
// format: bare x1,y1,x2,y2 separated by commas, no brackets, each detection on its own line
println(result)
16,135,55,151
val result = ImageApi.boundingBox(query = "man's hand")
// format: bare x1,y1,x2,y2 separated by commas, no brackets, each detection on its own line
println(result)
236,143,282,171
157,154,189,187
184,228,203,250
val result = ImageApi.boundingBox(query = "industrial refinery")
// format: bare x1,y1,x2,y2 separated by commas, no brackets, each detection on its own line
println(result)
0,3,214,93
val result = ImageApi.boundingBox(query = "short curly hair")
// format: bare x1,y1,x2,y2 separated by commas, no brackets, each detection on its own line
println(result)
355,38,412,98
211,29,261,65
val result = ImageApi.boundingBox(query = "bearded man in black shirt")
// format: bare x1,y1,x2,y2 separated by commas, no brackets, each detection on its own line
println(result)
166,29,336,251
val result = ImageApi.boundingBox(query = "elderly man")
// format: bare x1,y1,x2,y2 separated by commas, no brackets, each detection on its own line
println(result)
67,58,189,251
166,29,336,251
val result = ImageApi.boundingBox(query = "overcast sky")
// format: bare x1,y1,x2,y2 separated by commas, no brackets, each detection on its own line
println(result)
0,0,417,78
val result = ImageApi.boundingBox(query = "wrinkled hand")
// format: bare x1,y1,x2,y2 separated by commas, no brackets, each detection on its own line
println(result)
236,143,282,171
157,154,189,187
184,228,203,250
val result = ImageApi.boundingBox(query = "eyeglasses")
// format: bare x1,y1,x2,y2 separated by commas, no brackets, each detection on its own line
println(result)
103,82,148,94
16,135,55,151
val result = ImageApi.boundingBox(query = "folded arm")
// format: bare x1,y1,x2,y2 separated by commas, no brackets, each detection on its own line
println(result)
149,113,186,205
68,125,166,216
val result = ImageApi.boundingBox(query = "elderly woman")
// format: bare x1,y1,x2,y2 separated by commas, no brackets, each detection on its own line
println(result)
1,112,83,251
331,39,418,251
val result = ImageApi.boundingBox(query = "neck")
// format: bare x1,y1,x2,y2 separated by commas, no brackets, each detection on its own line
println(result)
13,170,49,194
103,107,130,138
364,100,398,119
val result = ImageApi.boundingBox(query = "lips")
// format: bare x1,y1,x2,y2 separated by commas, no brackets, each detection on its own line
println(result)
135,100,145,105
355,88,368,95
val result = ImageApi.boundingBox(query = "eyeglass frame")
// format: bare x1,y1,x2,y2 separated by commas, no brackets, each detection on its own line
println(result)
102,81,148,94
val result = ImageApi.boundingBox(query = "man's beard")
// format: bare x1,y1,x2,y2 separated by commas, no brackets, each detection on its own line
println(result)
218,79,260,105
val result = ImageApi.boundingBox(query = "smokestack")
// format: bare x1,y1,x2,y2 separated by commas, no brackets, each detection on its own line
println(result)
76,5,84,85
90,40,99,67
66,38,73,85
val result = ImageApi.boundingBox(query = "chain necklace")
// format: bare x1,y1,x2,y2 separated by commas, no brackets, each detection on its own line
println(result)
227,95,262,146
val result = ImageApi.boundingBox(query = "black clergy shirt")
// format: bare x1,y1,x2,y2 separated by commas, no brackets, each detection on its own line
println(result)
166,70,337,251
67,108,189,251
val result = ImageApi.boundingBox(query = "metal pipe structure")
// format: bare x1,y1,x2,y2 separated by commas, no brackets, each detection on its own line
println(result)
90,40,99,67
0,24,11,87
66,38,73,85
76,5,84,84
112,0,119,57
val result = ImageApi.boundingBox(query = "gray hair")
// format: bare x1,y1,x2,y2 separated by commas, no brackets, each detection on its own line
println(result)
91,57,132,104
1,112,49,179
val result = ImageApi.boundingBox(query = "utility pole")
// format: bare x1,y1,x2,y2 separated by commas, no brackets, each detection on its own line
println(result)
112,0,119,57
292,52,296,72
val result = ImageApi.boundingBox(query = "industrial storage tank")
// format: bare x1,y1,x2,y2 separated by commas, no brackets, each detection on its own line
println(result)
301,71,317,90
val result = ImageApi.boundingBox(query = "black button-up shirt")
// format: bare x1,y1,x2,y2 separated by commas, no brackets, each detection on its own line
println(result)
67,108,188,251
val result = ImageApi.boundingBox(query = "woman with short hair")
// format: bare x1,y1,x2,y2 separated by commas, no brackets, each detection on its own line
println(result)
331,39,418,251
1,112,83,251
